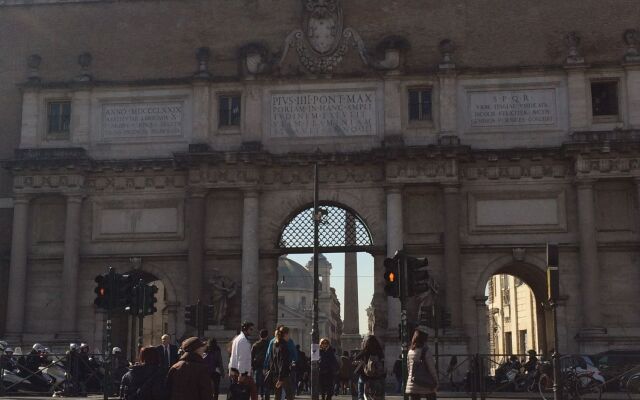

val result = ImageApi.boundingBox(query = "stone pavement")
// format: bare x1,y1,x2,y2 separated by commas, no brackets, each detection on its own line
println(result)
2,395,639,400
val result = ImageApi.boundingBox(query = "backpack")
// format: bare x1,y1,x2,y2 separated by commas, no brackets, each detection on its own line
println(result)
363,355,385,378
228,381,251,400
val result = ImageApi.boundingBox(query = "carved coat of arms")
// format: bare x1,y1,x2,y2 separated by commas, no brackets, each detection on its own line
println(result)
279,0,368,74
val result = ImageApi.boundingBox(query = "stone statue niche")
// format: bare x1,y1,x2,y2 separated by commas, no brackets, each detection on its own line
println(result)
208,269,238,328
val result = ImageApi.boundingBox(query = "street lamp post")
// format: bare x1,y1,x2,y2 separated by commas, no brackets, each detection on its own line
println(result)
311,162,320,400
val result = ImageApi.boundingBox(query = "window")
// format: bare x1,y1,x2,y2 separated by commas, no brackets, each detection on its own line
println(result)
504,332,513,355
591,81,619,117
219,95,241,127
519,330,528,354
47,101,71,136
408,88,432,121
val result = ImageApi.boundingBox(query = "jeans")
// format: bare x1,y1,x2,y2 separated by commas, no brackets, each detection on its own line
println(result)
357,376,365,400
274,376,294,400
254,369,269,399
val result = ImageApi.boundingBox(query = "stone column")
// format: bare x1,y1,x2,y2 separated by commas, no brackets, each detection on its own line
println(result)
575,179,602,329
635,178,640,228
443,184,463,329
58,194,84,338
187,189,207,304
241,190,260,324
4,195,31,341
342,213,360,351
624,65,640,129
386,186,403,330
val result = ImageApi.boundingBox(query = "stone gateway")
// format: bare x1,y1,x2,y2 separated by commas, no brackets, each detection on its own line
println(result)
0,0,639,380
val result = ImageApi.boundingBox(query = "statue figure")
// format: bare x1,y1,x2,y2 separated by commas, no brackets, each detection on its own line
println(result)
209,270,237,326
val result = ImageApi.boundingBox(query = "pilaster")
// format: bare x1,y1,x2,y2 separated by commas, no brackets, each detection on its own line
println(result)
241,189,260,324
192,81,211,143
57,194,84,339
187,188,207,304
20,89,39,148
4,195,31,342
566,66,589,131
443,183,462,329
385,185,403,332
71,89,91,145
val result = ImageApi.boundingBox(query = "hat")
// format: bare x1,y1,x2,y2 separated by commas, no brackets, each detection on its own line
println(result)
181,337,206,353
415,325,430,335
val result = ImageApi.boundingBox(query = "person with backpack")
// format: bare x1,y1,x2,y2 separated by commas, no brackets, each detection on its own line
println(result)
166,337,213,400
267,326,294,400
252,329,270,400
405,327,438,400
318,338,339,400
354,335,385,400
119,346,167,400
204,338,224,400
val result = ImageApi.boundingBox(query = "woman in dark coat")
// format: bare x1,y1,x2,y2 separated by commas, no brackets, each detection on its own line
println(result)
354,335,385,400
166,337,213,400
268,327,293,400
318,338,339,400
120,347,166,400
203,338,224,400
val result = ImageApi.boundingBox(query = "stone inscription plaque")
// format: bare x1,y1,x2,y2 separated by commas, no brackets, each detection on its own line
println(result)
468,89,557,128
102,101,183,139
270,90,376,137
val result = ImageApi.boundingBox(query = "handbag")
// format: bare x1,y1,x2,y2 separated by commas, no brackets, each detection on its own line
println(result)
411,347,436,387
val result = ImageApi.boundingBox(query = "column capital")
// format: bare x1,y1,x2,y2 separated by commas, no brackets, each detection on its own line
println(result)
186,186,208,198
242,188,260,198
384,184,403,194
442,182,461,194
13,194,31,205
575,177,597,188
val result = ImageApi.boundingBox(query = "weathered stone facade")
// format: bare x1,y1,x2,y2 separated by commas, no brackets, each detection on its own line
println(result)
0,0,639,363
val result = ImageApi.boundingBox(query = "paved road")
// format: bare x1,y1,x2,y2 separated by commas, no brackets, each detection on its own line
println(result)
1,395,638,400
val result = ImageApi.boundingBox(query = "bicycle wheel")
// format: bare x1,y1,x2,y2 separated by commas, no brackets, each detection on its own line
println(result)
576,376,603,400
538,374,553,400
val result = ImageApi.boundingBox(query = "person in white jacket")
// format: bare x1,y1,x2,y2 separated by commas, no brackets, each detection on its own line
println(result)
229,321,258,400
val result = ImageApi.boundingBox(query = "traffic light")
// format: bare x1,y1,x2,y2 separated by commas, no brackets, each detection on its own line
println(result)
94,274,109,309
185,304,197,327
384,256,400,298
546,243,560,301
143,285,159,316
406,256,429,297
115,273,134,310
126,280,142,315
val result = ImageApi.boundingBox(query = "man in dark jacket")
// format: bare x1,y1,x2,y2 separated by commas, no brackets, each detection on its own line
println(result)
157,334,179,373
252,329,270,400
120,346,166,400
166,337,213,400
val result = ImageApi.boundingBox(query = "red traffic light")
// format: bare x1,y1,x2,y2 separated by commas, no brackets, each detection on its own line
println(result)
386,271,396,282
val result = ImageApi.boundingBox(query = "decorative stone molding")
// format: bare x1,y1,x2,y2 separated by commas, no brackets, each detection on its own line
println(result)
623,29,640,64
14,174,85,193
194,47,212,79
76,52,92,82
463,163,569,181
438,39,456,71
87,174,187,193
386,159,458,183
565,32,585,65
512,248,526,262
575,156,640,178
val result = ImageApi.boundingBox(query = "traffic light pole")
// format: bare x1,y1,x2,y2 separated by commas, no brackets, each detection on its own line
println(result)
197,299,205,338
311,162,320,400
399,251,409,399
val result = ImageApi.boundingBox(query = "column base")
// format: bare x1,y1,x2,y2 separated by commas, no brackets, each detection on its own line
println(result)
55,331,81,341
341,333,363,352
3,332,23,345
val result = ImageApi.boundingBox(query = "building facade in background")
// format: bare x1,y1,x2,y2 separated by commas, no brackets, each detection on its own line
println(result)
487,275,539,356
0,1,639,367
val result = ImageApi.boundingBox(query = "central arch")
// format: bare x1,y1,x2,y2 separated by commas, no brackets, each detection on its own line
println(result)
276,201,376,354
278,201,375,253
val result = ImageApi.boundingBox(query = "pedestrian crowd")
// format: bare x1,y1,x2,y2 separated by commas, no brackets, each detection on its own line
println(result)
1,324,439,400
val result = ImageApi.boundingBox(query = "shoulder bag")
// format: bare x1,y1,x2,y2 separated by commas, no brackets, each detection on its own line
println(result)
410,347,436,387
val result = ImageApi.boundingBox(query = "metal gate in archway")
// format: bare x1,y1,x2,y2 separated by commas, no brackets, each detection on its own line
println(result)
278,202,375,253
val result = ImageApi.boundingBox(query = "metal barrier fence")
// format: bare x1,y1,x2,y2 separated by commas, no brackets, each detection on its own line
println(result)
0,351,122,397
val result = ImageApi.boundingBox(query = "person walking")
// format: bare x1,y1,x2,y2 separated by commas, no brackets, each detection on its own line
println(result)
354,335,385,400
338,351,353,395
319,338,339,400
119,346,167,400
229,321,258,400
204,338,224,400
405,327,438,400
166,337,213,400
157,334,179,374
252,329,270,400
393,355,403,393
267,327,294,400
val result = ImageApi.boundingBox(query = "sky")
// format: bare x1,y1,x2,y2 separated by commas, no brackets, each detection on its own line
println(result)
287,252,374,335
